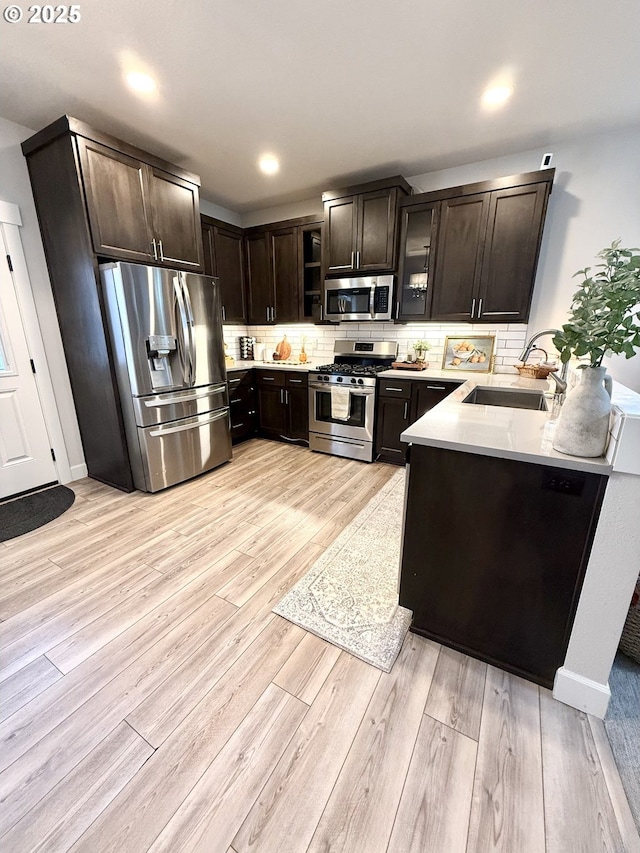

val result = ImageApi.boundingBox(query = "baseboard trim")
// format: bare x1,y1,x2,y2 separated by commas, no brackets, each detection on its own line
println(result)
67,463,88,482
553,666,611,718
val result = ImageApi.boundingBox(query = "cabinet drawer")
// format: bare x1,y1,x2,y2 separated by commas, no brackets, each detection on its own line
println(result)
227,370,252,394
256,370,286,387
378,378,412,399
286,372,308,388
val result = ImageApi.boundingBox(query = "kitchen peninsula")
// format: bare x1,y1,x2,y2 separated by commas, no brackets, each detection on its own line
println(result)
399,372,640,717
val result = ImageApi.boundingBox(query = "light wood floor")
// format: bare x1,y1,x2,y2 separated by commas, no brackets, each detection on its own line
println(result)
0,439,638,853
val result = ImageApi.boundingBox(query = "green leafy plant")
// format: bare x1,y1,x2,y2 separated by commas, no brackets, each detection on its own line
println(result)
553,241,640,367
413,340,432,352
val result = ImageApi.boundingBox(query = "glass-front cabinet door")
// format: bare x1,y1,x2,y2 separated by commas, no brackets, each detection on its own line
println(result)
396,201,440,321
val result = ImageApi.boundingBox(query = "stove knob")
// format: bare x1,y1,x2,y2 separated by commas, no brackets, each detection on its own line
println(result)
358,378,364,385
324,375,330,381
337,376,343,382
350,378,357,384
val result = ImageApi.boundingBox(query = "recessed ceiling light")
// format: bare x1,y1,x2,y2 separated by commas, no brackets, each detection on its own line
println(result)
481,85,513,109
125,71,157,95
259,154,280,176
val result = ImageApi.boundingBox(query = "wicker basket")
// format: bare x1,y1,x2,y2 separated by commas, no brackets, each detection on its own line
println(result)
516,346,558,379
516,363,558,379
619,576,640,664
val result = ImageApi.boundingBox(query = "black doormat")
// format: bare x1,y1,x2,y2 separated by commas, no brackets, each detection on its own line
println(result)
0,485,75,542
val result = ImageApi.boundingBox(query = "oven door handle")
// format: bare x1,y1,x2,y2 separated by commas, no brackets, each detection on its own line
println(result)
309,382,375,395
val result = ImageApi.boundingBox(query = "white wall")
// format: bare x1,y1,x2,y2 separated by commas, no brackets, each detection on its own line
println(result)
242,197,322,228
0,117,85,471
199,197,242,227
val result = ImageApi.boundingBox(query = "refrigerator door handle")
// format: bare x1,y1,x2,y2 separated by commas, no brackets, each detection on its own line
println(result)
179,275,197,386
148,407,230,437
173,276,191,386
142,386,225,407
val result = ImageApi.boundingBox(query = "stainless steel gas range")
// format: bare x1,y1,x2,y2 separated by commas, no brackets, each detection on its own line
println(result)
308,340,398,462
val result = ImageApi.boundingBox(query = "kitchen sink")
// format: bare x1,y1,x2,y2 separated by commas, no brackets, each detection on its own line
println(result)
462,387,548,411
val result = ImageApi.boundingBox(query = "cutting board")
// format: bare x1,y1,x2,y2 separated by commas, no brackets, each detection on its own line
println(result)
391,361,429,371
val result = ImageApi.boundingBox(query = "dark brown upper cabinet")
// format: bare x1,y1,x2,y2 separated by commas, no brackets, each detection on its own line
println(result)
322,176,411,278
146,167,202,269
76,138,154,263
429,193,490,322
396,169,555,324
201,215,247,323
245,215,322,325
396,200,440,322
477,183,551,322
271,227,300,323
76,134,203,271
246,229,276,324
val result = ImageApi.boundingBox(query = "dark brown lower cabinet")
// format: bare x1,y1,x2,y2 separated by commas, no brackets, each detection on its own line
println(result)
399,445,608,687
375,378,461,464
227,370,257,445
375,379,412,464
256,370,308,444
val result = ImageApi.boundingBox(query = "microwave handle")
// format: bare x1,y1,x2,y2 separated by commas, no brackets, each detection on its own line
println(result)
369,287,375,318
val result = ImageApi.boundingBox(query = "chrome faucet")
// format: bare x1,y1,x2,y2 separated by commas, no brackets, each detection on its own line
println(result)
519,329,568,397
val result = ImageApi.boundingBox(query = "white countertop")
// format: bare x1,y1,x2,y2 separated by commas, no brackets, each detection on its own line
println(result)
378,366,474,383
226,360,321,373
400,373,614,475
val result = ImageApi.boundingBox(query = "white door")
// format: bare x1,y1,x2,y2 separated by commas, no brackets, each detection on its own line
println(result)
0,251,57,499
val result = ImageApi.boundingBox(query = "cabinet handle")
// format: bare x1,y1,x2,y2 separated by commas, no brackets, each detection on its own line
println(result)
350,251,355,269
477,298,483,318
271,306,276,322
221,305,226,323
385,387,404,392
232,422,244,429
285,389,289,404
289,379,303,383
228,378,241,385
403,401,408,419
356,250,360,268
482,311,519,316
266,307,270,322
470,297,476,318
319,305,324,322
426,385,446,390
151,238,158,261
263,377,275,382
158,239,165,262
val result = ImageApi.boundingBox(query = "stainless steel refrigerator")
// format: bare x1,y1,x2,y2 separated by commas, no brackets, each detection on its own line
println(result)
100,261,231,493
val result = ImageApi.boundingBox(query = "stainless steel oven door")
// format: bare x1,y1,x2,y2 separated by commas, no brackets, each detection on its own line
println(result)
308,381,375,442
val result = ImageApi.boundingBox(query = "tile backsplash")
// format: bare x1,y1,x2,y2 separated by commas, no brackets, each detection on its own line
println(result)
223,321,546,373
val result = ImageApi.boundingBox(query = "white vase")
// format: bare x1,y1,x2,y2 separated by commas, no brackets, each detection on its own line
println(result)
552,366,613,457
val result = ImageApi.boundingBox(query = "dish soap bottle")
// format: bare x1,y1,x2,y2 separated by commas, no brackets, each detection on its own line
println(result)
299,336,308,363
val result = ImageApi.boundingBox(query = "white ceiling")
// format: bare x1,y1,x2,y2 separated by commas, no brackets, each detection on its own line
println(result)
2,0,640,213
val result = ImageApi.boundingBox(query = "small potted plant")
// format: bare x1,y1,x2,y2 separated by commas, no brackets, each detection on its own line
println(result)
413,339,432,363
552,240,640,457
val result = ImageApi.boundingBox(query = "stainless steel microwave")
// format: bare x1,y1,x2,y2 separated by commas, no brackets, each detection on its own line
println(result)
324,275,394,322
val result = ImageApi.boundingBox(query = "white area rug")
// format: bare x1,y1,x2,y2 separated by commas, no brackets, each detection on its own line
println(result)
273,469,411,672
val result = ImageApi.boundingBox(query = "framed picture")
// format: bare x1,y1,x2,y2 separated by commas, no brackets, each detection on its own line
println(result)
442,335,495,372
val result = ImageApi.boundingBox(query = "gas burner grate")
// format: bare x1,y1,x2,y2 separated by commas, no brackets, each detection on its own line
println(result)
316,363,389,377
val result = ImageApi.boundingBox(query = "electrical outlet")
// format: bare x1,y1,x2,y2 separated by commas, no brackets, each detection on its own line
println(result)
542,469,585,496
